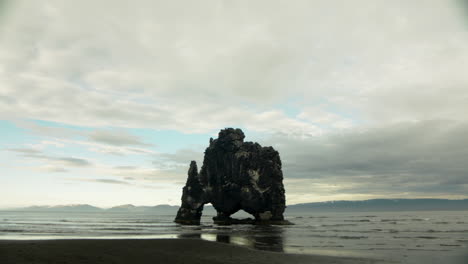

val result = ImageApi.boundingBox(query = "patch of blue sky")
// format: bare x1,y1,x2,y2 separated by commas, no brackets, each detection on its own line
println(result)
0,152,33,171
318,97,363,121
130,128,211,153
33,119,216,153
303,97,363,125
30,119,210,152
33,119,93,131
4,118,304,169
0,120,41,147
0,120,138,167
44,140,154,168
272,97,304,118
323,102,362,122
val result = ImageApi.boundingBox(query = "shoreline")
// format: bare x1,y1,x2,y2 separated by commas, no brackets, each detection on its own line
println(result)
0,238,389,264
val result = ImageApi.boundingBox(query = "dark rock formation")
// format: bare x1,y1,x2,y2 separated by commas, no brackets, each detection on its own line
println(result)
175,128,288,225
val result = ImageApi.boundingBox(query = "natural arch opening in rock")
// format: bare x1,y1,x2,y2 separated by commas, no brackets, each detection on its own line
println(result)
230,209,253,219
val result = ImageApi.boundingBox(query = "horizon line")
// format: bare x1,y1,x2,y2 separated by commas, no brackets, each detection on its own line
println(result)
2,197,468,210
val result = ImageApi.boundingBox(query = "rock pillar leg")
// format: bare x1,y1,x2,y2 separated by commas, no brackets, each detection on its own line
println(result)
174,161,205,225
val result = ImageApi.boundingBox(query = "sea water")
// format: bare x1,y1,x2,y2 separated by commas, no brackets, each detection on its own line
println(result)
0,210,467,264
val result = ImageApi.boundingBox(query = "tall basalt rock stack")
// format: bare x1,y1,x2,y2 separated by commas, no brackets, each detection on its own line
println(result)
174,161,205,224
175,128,287,225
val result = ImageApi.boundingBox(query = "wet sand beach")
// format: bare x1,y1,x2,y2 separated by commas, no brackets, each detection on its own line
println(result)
0,238,389,264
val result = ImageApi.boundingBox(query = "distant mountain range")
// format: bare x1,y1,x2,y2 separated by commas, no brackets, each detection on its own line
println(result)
286,199,468,213
15,204,181,214
105,204,178,213
11,203,217,215
4,199,468,213
21,204,103,212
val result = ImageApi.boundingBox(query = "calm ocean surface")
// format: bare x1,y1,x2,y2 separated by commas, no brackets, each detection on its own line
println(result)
1,210,467,264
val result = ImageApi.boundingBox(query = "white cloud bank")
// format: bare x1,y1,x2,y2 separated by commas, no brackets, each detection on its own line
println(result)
1,0,467,133
1,0,468,204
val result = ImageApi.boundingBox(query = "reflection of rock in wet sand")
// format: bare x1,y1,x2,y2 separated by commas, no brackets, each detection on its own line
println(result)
178,233,201,239
216,234,231,243
248,225,284,252
178,225,284,252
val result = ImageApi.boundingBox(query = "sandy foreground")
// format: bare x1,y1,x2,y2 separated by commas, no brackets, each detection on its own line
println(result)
0,238,391,264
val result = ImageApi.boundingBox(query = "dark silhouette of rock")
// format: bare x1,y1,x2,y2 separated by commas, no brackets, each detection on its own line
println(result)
174,161,205,224
175,128,289,225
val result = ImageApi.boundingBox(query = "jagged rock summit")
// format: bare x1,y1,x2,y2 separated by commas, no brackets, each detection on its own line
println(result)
175,128,288,225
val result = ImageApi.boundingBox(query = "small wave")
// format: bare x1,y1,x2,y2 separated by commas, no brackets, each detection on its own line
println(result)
408,218,430,221
407,249,450,252
0,229,24,233
310,245,344,248
393,236,439,239
440,244,461,247
97,228,143,231
449,230,468,233
339,236,368,239
105,232,147,236
287,244,303,248
343,219,370,222
329,229,373,233
368,247,408,251
424,230,468,233
307,234,339,238
416,236,439,239
433,222,449,224
322,224,357,227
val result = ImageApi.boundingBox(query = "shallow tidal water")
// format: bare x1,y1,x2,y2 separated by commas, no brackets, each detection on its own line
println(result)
1,210,467,264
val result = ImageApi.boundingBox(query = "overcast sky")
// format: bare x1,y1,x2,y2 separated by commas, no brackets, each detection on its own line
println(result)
1,0,467,208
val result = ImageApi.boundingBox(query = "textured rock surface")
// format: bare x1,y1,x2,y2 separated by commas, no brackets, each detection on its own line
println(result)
175,128,287,225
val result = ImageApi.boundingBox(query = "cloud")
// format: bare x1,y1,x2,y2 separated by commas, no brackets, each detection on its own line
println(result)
1,0,466,135
11,120,156,156
88,129,150,147
7,148,42,155
114,166,138,170
12,120,78,139
154,148,204,169
6,148,92,168
60,138,156,156
264,120,468,199
109,167,184,183
55,157,91,167
1,0,468,205
14,120,152,148
85,179,132,185
297,106,355,130
37,165,68,173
